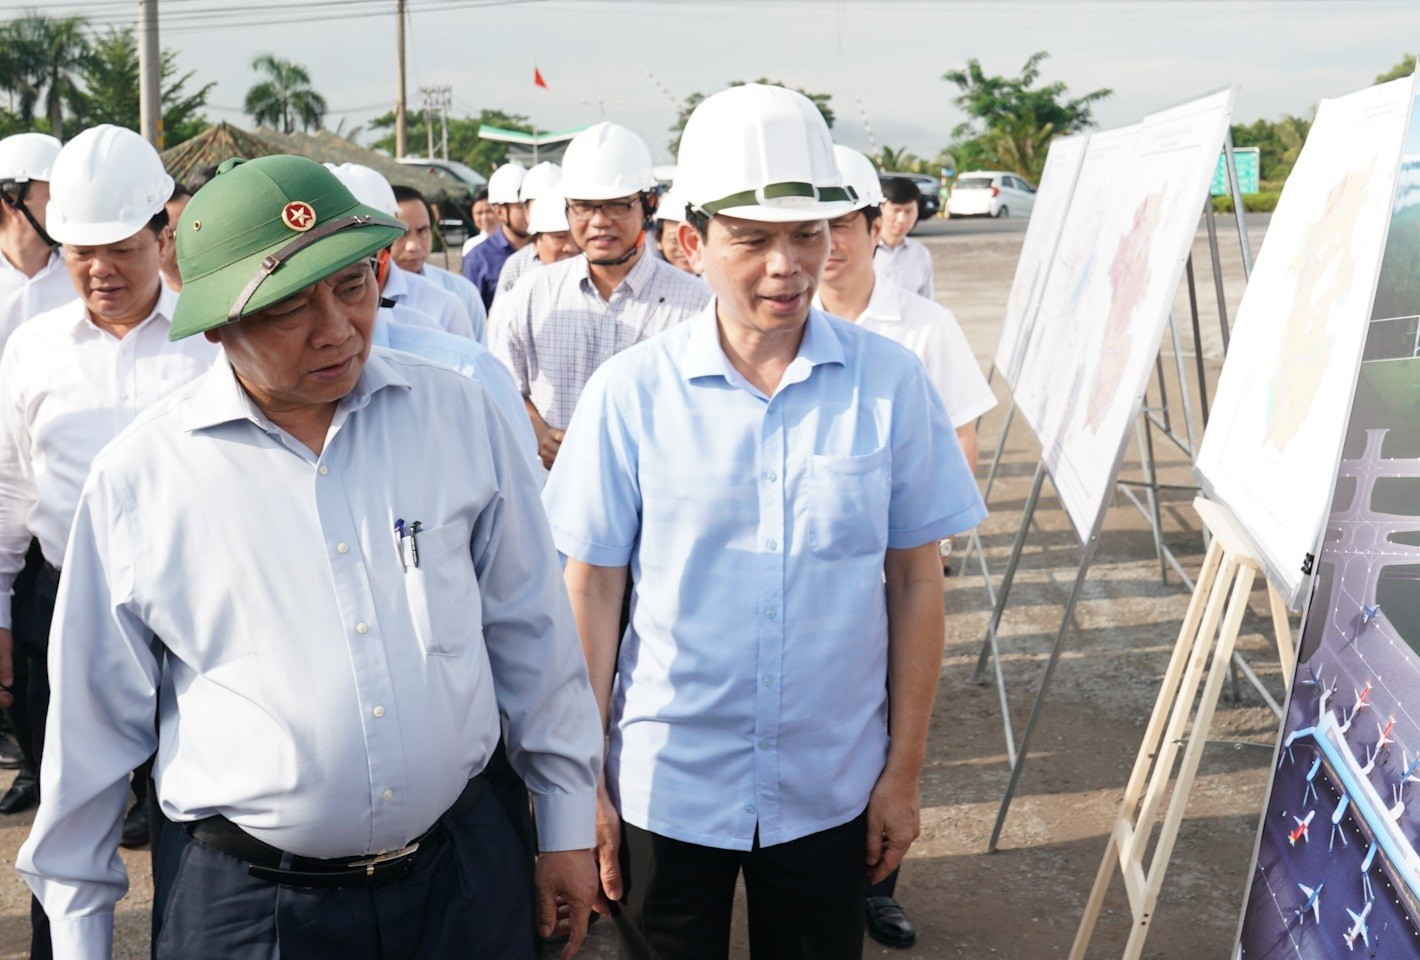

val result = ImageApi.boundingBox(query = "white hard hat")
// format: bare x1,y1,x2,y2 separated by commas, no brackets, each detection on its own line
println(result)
558,122,656,201
528,187,569,234
520,161,561,203
487,162,527,204
832,145,884,210
324,162,398,217
0,133,62,183
676,84,855,223
653,189,688,223
46,124,174,246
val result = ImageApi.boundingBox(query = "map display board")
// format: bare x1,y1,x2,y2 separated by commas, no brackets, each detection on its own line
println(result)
1013,124,1141,446
993,133,1089,388
1236,86,1420,958
1196,76,1415,609
1017,88,1237,540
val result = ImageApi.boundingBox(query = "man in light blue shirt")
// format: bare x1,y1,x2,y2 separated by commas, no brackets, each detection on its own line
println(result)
18,155,600,960
543,84,985,960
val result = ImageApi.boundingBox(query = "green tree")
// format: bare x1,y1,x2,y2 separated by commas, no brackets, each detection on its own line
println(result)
668,79,834,157
73,27,214,147
1228,114,1311,183
875,145,920,172
368,108,533,176
244,54,326,134
1376,54,1417,85
942,51,1110,181
0,13,94,139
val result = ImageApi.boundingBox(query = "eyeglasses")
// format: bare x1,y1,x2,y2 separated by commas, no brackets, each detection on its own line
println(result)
566,198,641,222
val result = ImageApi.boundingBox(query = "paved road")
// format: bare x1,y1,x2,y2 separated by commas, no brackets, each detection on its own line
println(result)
912,211,1272,240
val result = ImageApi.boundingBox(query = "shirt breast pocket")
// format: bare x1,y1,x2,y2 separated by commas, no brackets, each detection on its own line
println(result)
402,521,482,658
806,446,891,561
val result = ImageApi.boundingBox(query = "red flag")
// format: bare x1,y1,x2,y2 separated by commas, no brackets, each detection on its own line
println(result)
534,67,548,90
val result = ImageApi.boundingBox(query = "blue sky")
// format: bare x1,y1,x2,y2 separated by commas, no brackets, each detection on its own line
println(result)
18,0,1420,164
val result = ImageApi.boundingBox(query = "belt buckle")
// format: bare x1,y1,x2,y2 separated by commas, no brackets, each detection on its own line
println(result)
348,842,419,877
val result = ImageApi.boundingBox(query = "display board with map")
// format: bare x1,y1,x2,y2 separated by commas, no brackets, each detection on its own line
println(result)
1016,87,1237,540
1196,76,1415,610
1013,124,1141,446
993,133,1089,388
1236,80,1420,958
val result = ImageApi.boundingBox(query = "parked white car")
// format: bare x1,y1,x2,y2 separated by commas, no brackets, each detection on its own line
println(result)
946,171,1036,218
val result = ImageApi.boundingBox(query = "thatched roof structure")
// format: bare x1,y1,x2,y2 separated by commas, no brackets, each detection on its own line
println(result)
161,122,469,205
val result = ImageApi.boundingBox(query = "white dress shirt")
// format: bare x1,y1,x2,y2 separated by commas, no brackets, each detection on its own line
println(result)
0,286,217,627
815,279,997,428
490,250,710,431
874,236,934,299
18,348,602,959
371,315,540,475
0,248,77,360
384,263,475,339
418,262,488,343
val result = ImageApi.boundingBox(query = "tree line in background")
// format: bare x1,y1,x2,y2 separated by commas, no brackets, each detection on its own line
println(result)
0,9,1410,201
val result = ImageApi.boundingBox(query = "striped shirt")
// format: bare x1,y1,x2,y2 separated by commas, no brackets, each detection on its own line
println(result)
492,243,540,309
490,250,710,432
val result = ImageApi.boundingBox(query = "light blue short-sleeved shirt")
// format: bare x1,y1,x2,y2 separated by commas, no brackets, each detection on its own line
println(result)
543,304,986,850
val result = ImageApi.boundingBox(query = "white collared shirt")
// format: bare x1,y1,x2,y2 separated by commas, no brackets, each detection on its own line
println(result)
0,248,77,360
384,263,475,339
0,286,217,626
815,279,997,428
490,250,710,431
18,349,601,959
874,237,934,300
418,263,488,343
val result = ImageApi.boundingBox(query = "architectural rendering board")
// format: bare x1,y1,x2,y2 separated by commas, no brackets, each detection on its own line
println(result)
1018,88,1237,540
1196,76,1415,610
1235,90,1420,959
993,132,1089,389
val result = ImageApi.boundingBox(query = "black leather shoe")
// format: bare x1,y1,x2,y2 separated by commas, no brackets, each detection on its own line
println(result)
865,896,916,948
120,801,150,849
0,769,38,815
0,736,23,769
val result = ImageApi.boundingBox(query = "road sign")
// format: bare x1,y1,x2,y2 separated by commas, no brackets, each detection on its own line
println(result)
1211,147,1260,196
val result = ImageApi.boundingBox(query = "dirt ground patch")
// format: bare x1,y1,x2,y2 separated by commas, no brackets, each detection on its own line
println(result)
0,218,1277,959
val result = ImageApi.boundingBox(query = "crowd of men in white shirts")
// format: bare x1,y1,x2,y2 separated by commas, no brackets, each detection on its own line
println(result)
0,82,994,960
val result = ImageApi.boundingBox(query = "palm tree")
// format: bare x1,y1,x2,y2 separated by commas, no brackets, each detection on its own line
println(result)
243,54,326,134
0,14,93,139
875,145,920,173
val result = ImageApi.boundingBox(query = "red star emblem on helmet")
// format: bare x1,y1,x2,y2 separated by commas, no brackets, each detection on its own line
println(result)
281,201,316,232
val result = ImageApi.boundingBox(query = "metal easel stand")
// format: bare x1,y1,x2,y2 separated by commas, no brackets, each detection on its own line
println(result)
1069,498,1292,960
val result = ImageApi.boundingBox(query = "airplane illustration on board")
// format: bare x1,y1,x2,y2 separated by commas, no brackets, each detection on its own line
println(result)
1344,900,1372,951
1290,810,1315,846
1296,880,1324,925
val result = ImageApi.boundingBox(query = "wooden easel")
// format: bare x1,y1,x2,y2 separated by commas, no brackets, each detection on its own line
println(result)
1070,497,1294,960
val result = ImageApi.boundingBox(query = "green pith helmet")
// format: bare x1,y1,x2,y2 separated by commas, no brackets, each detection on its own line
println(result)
168,154,407,341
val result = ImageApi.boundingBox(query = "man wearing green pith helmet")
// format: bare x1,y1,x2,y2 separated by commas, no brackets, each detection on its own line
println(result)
17,154,603,960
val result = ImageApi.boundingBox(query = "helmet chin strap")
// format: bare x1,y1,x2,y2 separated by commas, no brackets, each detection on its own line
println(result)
3,187,57,250
586,230,644,267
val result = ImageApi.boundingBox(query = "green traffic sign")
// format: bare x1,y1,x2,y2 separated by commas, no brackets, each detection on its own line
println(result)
1211,148,1260,196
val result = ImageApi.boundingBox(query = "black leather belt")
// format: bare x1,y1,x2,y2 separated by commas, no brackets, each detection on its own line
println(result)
186,774,485,888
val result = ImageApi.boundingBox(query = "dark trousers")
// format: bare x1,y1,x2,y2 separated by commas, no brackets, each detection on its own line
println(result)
866,866,899,899
615,813,868,960
9,542,55,960
152,783,534,960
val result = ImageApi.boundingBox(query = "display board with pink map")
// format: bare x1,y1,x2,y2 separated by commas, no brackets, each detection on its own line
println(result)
1021,87,1238,540
1195,75,1416,609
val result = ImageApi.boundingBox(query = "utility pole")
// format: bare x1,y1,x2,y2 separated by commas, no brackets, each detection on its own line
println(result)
419,85,452,160
438,86,450,161
138,0,162,148
394,0,408,158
